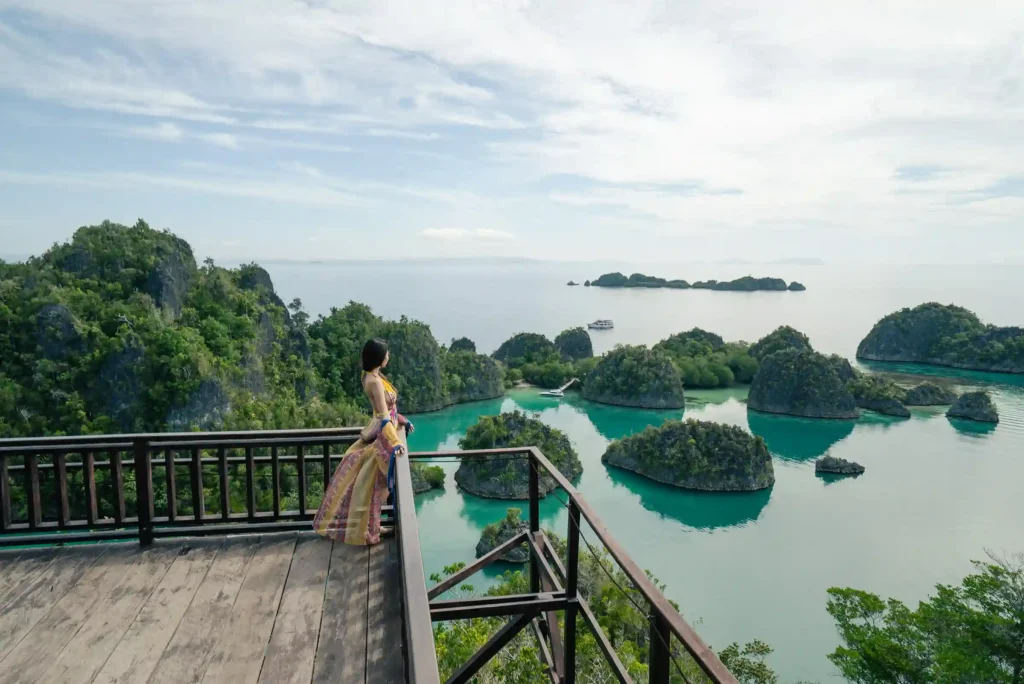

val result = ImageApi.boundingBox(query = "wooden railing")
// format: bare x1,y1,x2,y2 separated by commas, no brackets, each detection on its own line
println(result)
0,432,735,684
411,448,737,684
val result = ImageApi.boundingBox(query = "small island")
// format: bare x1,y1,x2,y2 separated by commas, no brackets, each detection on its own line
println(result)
601,419,775,491
411,463,445,494
847,374,910,418
454,411,583,499
748,349,859,419
554,326,594,361
476,508,530,563
947,391,999,423
587,272,804,292
815,455,865,476
857,303,1024,374
653,328,759,388
788,281,807,291
582,345,685,408
567,280,579,286
904,382,958,406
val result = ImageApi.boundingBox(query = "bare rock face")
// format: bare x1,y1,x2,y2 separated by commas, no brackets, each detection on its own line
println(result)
145,239,195,318
35,304,83,360
947,391,999,423
815,455,865,475
94,338,147,432
167,379,231,431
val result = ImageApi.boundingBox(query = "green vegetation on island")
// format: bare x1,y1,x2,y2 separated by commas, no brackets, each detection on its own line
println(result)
476,508,530,563
815,455,865,475
748,325,813,362
947,391,999,423
582,345,686,408
827,553,1024,683
788,281,806,291
432,535,780,684
492,330,594,389
411,463,446,494
846,374,911,417
587,272,804,292
448,336,476,353
454,411,583,499
602,419,775,491
748,348,859,419
857,302,1024,374
905,381,958,406
654,328,759,388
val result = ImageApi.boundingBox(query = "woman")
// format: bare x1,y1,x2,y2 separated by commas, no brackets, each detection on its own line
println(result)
313,338,413,545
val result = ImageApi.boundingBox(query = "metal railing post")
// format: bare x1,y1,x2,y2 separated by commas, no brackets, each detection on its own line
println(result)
649,611,671,684
528,451,540,595
564,498,581,684
133,439,154,546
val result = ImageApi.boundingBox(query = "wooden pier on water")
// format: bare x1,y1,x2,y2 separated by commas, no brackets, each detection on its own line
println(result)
0,429,738,684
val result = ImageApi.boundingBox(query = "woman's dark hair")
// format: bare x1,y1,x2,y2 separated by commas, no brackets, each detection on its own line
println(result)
361,338,389,372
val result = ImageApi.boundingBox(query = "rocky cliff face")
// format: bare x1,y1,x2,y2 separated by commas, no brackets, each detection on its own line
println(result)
145,237,196,318
855,397,910,418
947,391,999,423
857,303,1024,374
748,349,859,419
602,419,775,491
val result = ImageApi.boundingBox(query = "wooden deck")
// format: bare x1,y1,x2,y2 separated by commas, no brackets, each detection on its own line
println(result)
0,532,404,684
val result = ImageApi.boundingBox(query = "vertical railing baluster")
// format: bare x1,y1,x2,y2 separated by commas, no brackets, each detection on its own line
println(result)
165,449,177,521
296,444,306,515
245,446,256,521
322,443,331,487
134,439,154,546
27,453,41,529
111,450,126,524
563,498,581,684
218,446,229,520
528,451,540,594
0,453,10,531
84,452,97,525
191,447,204,522
648,612,671,684
271,446,281,518
55,451,69,529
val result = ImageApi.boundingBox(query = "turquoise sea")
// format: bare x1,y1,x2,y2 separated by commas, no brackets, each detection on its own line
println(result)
269,260,1024,682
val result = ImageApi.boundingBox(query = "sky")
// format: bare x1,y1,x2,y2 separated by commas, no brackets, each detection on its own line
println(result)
0,1,1022,264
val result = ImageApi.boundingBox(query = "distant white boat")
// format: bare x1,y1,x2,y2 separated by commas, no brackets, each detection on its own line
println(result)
540,378,578,397
588,319,614,330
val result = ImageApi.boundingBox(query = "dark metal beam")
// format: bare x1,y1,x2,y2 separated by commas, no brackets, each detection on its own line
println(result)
444,611,537,684
430,593,566,622
427,531,529,600
531,618,560,684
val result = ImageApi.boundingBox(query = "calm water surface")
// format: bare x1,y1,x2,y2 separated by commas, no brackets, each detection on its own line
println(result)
267,261,1024,682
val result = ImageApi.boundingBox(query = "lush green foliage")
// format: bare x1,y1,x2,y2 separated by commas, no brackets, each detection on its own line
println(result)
493,331,592,389
602,419,775,491
847,374,908,403
583,345,686,408
654,328,759,388
410,463,445,494
590,271,690,289
449,337,476,353
749,325,813,361
554,326,594,361
748,349,859,418
857,302,1024,373
492,332,558,365
827,554,1024,683
309,304,501,412
692,276,789,291
455,411,582,498
432,535,779,683
476,507,530,563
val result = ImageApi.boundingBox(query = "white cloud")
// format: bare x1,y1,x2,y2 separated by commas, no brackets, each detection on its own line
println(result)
421,228,516,241
129,121,185,141
198,132,240,149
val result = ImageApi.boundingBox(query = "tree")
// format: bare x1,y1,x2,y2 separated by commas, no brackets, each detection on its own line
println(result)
827,553,1024,683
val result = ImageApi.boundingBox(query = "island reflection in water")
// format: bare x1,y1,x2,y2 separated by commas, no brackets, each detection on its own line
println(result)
746,410,855,461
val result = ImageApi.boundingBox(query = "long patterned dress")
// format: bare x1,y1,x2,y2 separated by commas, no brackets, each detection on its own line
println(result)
313,374,407,545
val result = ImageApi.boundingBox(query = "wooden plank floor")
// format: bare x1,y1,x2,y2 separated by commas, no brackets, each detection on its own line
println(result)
0,532,406,684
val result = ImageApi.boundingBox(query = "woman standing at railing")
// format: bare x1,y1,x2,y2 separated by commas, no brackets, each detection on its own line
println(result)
313,338,413,545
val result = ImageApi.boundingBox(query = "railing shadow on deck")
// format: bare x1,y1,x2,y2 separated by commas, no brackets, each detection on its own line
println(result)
0,431,736,684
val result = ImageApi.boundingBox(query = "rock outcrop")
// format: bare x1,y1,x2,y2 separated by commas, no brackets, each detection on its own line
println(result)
455,411,583,499
582,345,685,409
815,455,865,475
947,391,999,423
476,508,530,563
857,303,1024,374
904,382,958,406
601,419,775,491
788,281,807,291
554,327,594,361
411,463,445,494
847,374,910,417
748,349,859,419
749,326,813,362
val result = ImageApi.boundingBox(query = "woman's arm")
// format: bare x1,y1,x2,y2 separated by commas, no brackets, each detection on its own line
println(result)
365,378,405,457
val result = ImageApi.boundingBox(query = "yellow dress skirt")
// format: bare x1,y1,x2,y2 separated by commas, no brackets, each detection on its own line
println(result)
313,380,406,545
